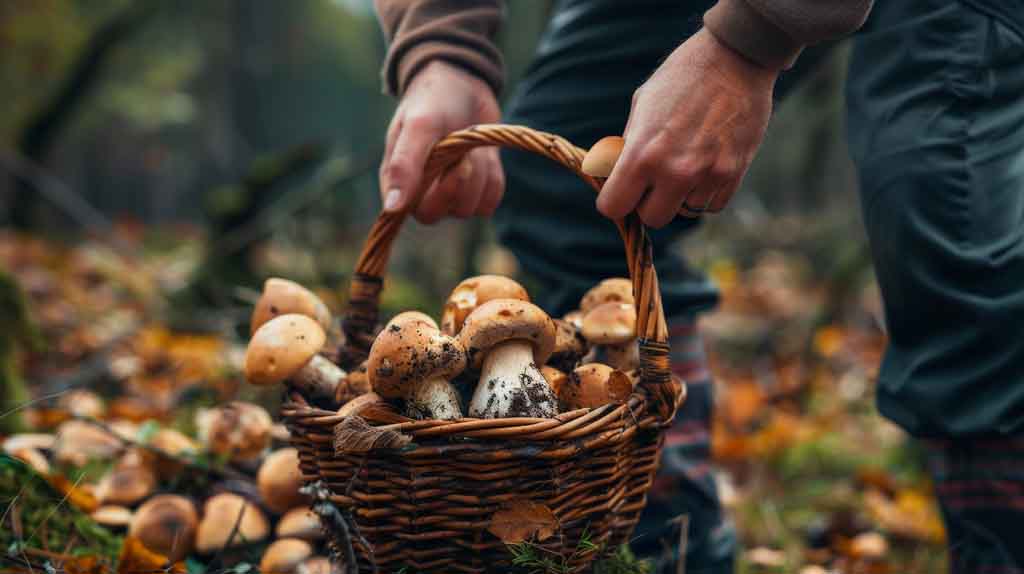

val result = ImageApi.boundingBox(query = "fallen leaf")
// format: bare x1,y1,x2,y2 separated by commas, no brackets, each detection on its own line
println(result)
487,500,557,544
46,474,99,513
333,416,411,453
118,536,186,574
63,555,104,574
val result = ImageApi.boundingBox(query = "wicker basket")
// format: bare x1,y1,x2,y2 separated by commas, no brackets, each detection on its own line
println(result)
281,124,685,573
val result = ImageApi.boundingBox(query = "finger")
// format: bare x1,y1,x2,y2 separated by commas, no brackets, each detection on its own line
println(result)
596,140,650,219
452,151,487,218
706,176,743,213
637,182,688,229
380,114,441,213
415,158,468,224
476,149,505,216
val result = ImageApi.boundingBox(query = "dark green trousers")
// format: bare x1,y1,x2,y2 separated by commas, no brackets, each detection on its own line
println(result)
847,1,1024,571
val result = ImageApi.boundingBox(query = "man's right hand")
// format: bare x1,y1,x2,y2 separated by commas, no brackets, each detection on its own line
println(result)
379,60,504,224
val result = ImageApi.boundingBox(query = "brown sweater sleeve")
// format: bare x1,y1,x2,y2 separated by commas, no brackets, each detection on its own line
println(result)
374,0,504,97
704,0,873,70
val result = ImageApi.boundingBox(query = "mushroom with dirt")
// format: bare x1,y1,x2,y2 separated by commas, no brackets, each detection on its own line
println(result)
440,275,529,336
129,494,198,562
196,402,273,463
195,493,270,554
245,314,346,404
459,299,559,418
548,318,589,372
367,311,466,420
250,278,331,335
581,301,639,371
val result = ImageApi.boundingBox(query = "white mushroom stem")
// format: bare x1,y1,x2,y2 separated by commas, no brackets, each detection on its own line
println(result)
291,355,346,401
470,341,558,418
408,378,462,420
603,342,639,372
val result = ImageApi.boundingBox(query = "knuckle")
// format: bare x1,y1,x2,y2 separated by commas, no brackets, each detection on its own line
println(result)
405,113,438,133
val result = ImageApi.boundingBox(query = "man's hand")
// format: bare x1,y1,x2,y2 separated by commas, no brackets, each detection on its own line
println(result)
380,61,503,224
597,29,779,228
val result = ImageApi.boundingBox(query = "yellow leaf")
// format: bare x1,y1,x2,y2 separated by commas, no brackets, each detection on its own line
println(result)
487,500,558,544
118,537,186,574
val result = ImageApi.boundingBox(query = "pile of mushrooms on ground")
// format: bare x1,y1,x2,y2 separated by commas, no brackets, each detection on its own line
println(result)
242,274,646,422
4,394,336,571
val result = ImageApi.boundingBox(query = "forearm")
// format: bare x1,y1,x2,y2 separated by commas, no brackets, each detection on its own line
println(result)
704,0,873,70
374,0,505,97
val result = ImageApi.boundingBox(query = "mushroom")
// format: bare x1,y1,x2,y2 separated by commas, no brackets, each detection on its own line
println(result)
581,301,639,371
548,318,588,371
9,447,50,475
57,389,105,419
580,277,634,313
581,136,624,178
562,310,584,330
144,428,199,474
245,314,346,404
459,299,559,418
334,360,372,405
440,275,529,336
195,493,270,554
257,447,309,514
540,366,569,400
54,420,123,466
276,508,323,542
2,433,55,454
250,278,331,335
95,455,157,506
91,505,134,529
337,391,384,418
560,363,633,409
196,402,273,463
129,495,198,562
367,311,466,420
260,539,314,574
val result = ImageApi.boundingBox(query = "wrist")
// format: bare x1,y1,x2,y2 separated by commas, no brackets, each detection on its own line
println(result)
697,28,778,89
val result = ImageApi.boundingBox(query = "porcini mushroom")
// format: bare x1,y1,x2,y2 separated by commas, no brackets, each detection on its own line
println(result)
129,495,198,562
257,447,309,514
440,275,530,336
367,311,466,420
541,366,569,400
580,277,634,313
581,136,624,178
195,493,270,554
276,508,323,542
561,363,633,409
334,360,371,405
250,278,331,335
549,318,588,371
581,301,639,371
245,314,346,403
260,539,313,574
459,299,559,418
196,402,272,463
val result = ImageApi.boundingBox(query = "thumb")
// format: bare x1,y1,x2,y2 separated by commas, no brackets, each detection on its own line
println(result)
380,118,439,213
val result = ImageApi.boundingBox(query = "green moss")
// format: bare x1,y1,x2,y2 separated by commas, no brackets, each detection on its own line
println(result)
0,455,123,563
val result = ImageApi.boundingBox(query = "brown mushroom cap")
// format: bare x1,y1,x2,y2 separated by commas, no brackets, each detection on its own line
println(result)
581,302,636,345
129,495,198,562
275,508,323,542
195,493,270,554
57,389,106,419
297,557,332,574
245,314,327,386
260,539,314,574
250,278,331,335
459,299,557,370
563,363,634,409
581,136,624,178
335,360,372,404
91,505,134,528
367,317,466,399
541,366,569,399
580,278,634,313
440,275,529,335
550,318,588,366
197,402,273,463
387,310,438,330
562,310,584,330
337,391,384,417
2,433,55,453
9,447,50,475
257,447,309,514
54,420,123,466
95,457,156,506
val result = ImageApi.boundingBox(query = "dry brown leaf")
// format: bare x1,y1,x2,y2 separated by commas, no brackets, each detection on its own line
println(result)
63,555,104,574
46,474,99,513
333,416,412,453
487,500,557,544
118,536,186,574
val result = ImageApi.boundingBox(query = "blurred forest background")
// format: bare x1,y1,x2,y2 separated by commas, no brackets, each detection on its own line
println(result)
1,1,946,573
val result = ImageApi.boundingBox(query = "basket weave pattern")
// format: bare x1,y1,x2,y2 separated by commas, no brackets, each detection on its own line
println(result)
282,125,683,573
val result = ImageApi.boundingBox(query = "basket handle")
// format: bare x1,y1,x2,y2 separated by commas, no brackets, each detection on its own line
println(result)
341,124,678,421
